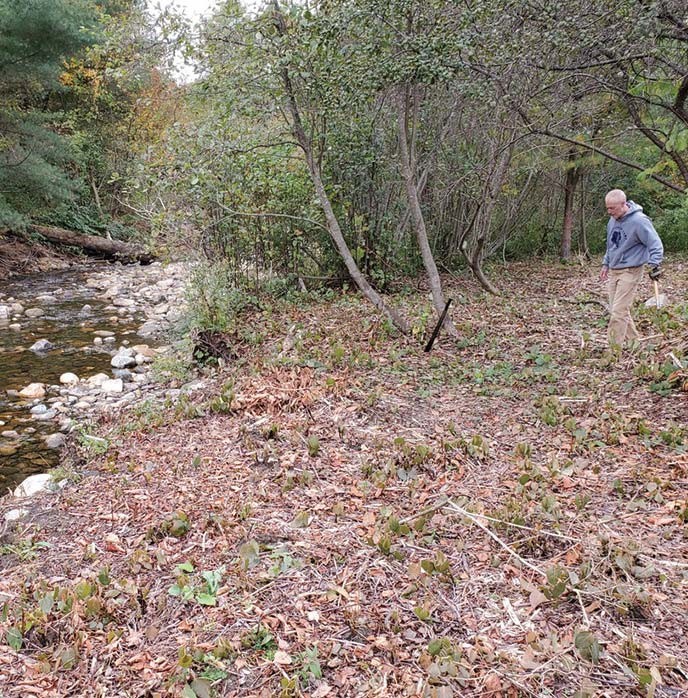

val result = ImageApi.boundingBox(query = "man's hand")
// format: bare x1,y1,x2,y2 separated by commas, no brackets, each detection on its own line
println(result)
600,266,609,282
648,266,662,281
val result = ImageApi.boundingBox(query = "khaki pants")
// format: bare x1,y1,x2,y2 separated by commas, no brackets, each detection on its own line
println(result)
607,266,643,345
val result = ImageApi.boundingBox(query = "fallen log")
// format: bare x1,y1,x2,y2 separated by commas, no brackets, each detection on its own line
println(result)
11,224,155,264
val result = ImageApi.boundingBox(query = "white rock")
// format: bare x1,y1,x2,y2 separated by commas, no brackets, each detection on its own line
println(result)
0,304,10,319
93,330,115,337
93,337,103,345
87,373,110,387
14,474,53,497
25,307,45,318
104,336,116,344
101,378,123,394
19,383,46,399
10,302,24,314
33,409,56,421
1,430,19,439
29,339,55,353
59,372,79,385
5,509,29,522
9,323,21,331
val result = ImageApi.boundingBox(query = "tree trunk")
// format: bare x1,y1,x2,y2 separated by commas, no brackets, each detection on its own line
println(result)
15,225,155,264
273,7,409,334
561,149,580,261
396,87,458,337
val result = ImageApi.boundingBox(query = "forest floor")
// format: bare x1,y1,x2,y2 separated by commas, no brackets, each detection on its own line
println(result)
1,259,687,698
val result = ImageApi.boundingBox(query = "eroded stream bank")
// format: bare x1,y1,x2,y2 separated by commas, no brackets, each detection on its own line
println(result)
0,261,189,491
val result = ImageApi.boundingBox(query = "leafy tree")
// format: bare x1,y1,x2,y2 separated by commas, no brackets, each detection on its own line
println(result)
0,0,100,227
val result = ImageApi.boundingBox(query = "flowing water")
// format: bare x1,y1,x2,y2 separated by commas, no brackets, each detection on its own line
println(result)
0,265,149,493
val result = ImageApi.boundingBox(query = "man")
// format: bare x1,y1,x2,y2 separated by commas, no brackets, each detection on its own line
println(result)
599,189,663,346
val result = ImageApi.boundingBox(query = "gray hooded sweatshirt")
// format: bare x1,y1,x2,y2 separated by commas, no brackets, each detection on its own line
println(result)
603,201,663,270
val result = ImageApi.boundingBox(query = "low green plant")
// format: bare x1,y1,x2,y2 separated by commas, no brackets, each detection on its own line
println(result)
0,537,51,561
241,624,277,657
168,562,225,606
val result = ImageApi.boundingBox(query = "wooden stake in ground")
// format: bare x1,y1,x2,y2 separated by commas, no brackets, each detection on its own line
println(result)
424,299,453,352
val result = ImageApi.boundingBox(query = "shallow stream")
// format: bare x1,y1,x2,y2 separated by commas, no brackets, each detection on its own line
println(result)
0,265,148,492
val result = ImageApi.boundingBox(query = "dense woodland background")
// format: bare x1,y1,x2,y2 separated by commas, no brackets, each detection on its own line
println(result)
2,0,687,325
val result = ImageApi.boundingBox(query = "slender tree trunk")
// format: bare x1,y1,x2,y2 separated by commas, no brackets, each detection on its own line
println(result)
396,87,458,337
561,149,580,261
272,7,408,333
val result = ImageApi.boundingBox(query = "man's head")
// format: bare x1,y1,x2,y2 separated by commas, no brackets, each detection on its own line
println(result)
605,189,629,220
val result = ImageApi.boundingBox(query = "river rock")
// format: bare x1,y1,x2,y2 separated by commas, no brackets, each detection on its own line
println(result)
101,378,123,394
14,473,53,497
0,444,17,456
0,304,10,319
9,323,21,331
94,337,103,345
1,430,19,439
44,433,66,449
60,372,79,385
111,353,137,369
94,330,115,337
30,339,55,353
30,404,48,415
138,320,159,337
80,304,93,314
25,307,45,318
10,302,24,314
88,373,110,387
104,336,116,344
113,298,135,308
19,383,46,399
33,409,57,421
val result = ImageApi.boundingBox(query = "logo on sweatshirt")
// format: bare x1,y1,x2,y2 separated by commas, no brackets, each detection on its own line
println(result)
611,226,626,249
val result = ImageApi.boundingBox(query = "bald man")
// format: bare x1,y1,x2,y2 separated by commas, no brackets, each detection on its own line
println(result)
599,189,663,346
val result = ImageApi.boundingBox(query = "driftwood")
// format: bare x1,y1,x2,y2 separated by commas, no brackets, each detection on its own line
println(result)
12,224,155,264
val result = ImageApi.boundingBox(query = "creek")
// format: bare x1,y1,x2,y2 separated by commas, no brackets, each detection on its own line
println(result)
0,263,178,493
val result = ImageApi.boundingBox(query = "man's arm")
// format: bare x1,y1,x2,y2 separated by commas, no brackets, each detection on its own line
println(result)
639,216,663,267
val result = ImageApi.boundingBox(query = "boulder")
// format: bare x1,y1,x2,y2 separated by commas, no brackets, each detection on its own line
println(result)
14,473,53,497
111,354,137,369
19,383,46,399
